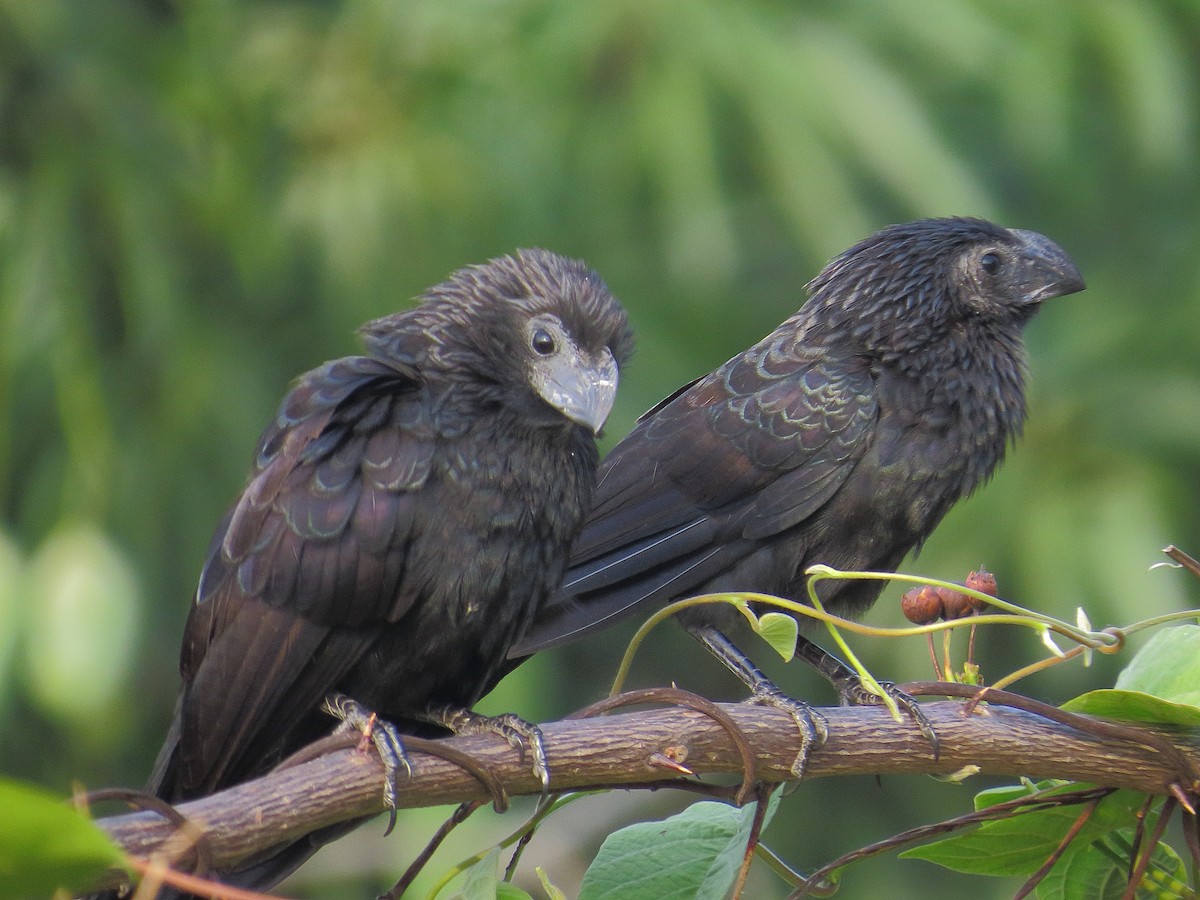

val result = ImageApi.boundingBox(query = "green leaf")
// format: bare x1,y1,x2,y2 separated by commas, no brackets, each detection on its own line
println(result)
0,777,125,899
1059,626,1200,727
901,787,1142,876
972,781,1048,811
535,866,568,900
1059,689,1200,728
703,789,782,900
579,794,780,900
914,780,1184,894
1114,625,1200,708
497,883,534,900
1033,837,1120,900
754,612,799,661
1036,831,1186,900
442,847,502,900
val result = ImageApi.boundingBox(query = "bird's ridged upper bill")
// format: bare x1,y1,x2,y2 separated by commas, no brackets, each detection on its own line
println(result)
1011,228,1087,303
534,345,619,434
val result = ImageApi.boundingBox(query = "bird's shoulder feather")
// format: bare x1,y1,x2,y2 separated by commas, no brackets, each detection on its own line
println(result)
191,355,439,650
512,342,880,652
579,340,877,558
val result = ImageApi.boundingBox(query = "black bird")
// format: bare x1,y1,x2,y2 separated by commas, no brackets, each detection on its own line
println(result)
513,217,1085,769
142,250,632,892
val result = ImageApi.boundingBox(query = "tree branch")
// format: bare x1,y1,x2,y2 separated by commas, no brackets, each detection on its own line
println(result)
88,697,1200,890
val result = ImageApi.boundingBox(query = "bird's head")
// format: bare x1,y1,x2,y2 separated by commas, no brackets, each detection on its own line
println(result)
805,217,1085,354
364,250,633,435
947,222,1087,318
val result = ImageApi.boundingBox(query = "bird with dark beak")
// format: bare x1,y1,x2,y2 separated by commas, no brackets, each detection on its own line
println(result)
109,249,632,897
515,218,1085,773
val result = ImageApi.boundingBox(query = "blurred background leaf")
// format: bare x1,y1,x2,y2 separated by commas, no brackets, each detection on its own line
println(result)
2,0,1199,896
0,776,125,899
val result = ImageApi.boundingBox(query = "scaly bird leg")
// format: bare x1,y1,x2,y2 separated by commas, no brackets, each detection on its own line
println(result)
322,693,411,810
792,634,939,758
688,624,828,778
321,695,521,813
421,705,550,791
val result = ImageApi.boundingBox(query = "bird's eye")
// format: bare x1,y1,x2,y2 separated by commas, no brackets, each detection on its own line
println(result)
979,252,1001,275
531,328,557,356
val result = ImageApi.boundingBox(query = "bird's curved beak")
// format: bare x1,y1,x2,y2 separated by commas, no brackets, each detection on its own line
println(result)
538,347,619,435
1012,229,1087,304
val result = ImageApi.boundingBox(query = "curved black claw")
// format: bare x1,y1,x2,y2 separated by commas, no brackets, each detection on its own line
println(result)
426,705,550,791
323,693,411,809
837,679,939,760
749,682,829,778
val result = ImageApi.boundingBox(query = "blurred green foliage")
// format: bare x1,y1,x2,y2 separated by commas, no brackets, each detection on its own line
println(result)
2,0,1199,896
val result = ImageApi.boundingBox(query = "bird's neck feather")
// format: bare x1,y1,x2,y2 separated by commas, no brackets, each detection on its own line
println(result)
880,318,1029,491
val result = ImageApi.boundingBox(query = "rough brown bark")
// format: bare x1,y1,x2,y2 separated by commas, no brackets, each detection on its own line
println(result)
87,697,1199,891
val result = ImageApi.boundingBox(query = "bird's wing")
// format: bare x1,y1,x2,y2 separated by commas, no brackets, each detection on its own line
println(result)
164,597,369,796
194,355,437,631
170,354,439,795
514,342,877,652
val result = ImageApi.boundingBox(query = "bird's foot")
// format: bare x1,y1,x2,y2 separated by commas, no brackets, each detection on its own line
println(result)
424,705,550,791
322,692,411,809
835,677,939,759
793,635,940,759
688,625,827,779
747,683,829,778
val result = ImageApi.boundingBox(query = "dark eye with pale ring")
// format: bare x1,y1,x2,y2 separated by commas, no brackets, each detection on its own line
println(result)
980,252,1000,275
531,328,556,355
